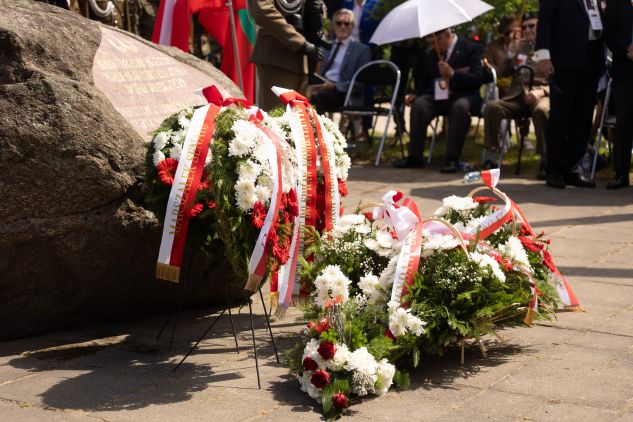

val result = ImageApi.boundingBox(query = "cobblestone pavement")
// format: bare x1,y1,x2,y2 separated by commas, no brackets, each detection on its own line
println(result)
2,166,632,421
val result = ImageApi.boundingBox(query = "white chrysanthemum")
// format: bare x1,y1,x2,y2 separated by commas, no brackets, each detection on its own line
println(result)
500,236,531,270
238,160,262,181
235,179,257,211
314,275,330,293
257,172,274,193
169,143,183,161
358,274,379,296
322,265,343,279
327,343,351,371
340,214,365,225
336,154,351,180
433,206,450,217
330,273,352,294
152,150,166,167
252,138,271,163
364,238,380,252
470,252,506,283
406,314,426,336
345,347,379,377
376,230,398,249
255,185,271,203
153,131,169,151
177,113,191,129
387,300,400,312
423,234,460,251
355,223,371,234
379,257,398,289
374,359,396,396
171,129,186,144
442,195,478,211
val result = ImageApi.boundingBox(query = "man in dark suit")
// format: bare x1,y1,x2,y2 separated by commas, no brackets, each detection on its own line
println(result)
604,0,633,189
310,9,371,114
394,28,484,172
535,0,606,188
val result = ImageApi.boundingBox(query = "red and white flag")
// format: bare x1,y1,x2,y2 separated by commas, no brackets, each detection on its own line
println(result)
481,169,500,189
152,0,191,53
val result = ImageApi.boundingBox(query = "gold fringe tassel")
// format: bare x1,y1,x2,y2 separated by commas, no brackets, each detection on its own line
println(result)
567,305,586,313
156,263,180,283
523,308,536,326
274,305,288,319
244,273,263,292
269,292,278,315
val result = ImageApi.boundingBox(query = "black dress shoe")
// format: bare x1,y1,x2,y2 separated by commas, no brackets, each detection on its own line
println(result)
564,172,596,188
440,160,458,173
606,173,630,190
546,172,565,189
394,156,425,168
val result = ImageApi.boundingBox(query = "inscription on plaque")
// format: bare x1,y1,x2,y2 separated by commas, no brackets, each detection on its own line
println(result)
93,27,232,140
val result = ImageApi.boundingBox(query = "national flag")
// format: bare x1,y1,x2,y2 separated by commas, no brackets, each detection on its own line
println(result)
152,0,191,52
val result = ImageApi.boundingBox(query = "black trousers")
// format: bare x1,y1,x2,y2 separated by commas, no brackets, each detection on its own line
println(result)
310,88,346,115
546,41,603,175
409,95,472,162
613,82,633,175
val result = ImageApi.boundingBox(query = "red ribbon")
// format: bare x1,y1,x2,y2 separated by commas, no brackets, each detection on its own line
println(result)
200,84,254,109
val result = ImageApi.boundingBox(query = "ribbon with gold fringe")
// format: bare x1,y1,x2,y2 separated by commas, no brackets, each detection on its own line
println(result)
156,104,220,282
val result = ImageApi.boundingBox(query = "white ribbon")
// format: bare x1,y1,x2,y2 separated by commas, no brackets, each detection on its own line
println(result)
373,190,420,242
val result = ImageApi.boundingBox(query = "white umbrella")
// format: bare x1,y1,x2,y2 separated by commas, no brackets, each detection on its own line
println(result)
369,0,494,45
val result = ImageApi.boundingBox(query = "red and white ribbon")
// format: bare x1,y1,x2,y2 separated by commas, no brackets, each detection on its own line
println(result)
481,169,500,189
156,104,219,282
246,117,284,289
372,191,424,304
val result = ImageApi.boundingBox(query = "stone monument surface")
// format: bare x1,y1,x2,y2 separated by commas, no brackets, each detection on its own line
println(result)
0,0,246,339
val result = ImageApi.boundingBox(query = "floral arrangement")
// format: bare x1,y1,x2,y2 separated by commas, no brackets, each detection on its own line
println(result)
145,92,351,297
287,182,575,418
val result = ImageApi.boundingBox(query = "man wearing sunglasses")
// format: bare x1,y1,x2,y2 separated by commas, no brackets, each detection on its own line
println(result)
310,9,370,114
485,17,521,98
482,12,550,178
534,0,606,188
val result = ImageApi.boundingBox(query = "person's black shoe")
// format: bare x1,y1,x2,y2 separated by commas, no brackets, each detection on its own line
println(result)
440,160,458,173
537,162,547,180
546,172,565,189
394,156,425,168
482,160,499,170
606,173,630,190
564,173,596,188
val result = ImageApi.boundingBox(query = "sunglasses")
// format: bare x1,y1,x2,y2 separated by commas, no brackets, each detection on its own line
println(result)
335,21,352,27
522,23,536,30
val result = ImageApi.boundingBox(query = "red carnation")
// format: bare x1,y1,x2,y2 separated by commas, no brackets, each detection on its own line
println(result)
207,200,217,209
307,318,329,334
302,356,319,371
519,236,540,253
267,231,279,248
157,158,178,186
364,211,374,222
384,329,396,341
198,171,211,191
272,237,290,264
188,202,203,217
332,393,349,410
317,341,336,360
287,189,299,217
311,369,330,389
493,253,513,271
473,196,496,203
542,249,557,272
338,179,348,196
252,201,267,229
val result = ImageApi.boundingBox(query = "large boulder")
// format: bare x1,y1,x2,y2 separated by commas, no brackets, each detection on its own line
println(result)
0,0,247,339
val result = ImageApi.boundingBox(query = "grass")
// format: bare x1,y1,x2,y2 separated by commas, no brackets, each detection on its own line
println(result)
346,123,621,182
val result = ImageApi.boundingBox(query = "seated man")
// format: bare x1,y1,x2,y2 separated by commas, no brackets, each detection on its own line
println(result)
394,28,484,172
482,12,549,178
309,8,371,114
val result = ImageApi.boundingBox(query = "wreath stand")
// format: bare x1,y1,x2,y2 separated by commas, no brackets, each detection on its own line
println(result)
155,251,279,389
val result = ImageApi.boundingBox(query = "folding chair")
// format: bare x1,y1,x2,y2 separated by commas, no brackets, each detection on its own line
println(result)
591,69,616,180
340,60,402,166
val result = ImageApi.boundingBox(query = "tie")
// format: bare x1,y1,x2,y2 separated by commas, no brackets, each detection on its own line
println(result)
321,42,342,75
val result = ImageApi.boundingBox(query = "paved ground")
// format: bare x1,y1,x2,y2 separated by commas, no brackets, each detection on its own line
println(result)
2,166,632,422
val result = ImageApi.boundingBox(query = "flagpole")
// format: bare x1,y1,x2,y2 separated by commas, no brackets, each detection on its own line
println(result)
226,0,244,92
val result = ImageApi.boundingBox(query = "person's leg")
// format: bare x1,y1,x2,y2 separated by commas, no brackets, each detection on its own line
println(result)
408,95,437,158
445,97,471,163
310,88,345,114
531,96,550,157
546,70,577,179
613,82,633,176
484,98,523,151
